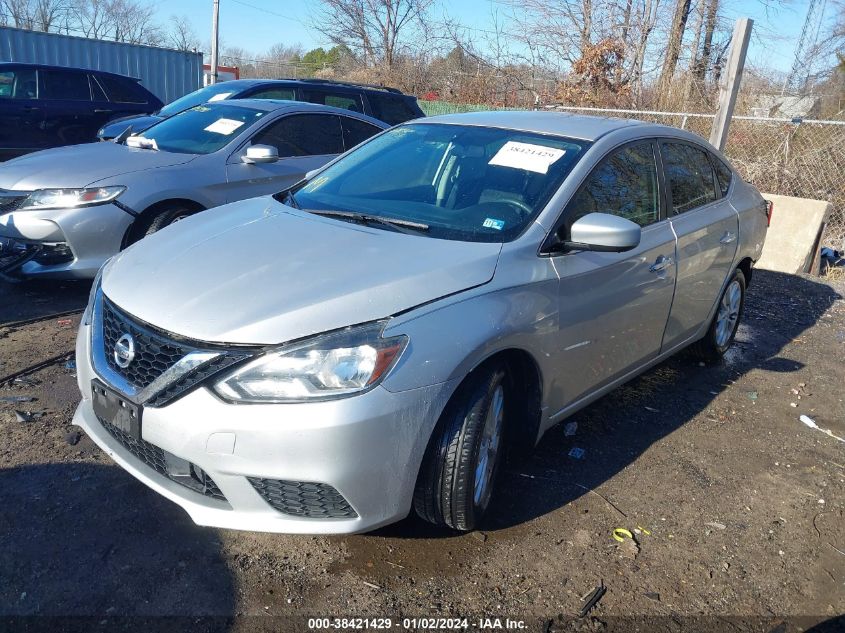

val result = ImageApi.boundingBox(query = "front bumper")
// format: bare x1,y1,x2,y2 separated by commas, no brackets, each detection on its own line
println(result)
0,202,132,279
74,320,455,534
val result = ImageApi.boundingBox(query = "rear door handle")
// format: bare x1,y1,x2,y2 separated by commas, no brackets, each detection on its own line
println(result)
720,232,737,245
649,255,673,273
94,109,113,114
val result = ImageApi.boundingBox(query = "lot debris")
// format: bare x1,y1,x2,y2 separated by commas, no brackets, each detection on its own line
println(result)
568,447,586,459
645,592,660,601
0,395,35,403
564,421,578,436
15,410,40,423
578,582,606,618
470,531,488,543
705,521,727,530
572,483,628,518
799,415,845,443
611,528,634,543
57,319,73,327
65,430,82,446
361,581,381,590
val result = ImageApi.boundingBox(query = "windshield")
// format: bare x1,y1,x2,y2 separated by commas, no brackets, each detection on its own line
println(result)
286,123,588,243
138,104,265,154
159,83,242,117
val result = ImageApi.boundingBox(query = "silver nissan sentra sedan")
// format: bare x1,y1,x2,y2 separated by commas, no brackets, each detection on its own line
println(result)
0,99,386,279
73,111,769,534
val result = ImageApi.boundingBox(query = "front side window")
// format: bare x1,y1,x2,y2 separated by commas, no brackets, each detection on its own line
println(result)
40,70,91,101
139,104,264,154
0,69,37,99
567,141,659,228
252,114,343,157
662,142,718,214
285,123,588,243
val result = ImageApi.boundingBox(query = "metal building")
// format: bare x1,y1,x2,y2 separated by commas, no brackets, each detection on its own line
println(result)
0,26,202,103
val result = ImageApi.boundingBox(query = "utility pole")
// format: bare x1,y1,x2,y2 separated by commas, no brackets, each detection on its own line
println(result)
709,17,752,152
209,0,220,85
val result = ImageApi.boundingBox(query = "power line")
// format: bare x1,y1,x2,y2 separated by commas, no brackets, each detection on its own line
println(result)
227,0,297,21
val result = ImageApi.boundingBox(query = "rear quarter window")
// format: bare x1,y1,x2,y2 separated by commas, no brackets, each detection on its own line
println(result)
366,93,420,125
98,75,149,104
661,142,718,214
711,155,733,197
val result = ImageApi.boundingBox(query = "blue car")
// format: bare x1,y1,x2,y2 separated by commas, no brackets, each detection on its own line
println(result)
0,63,163,160
97,78,425,140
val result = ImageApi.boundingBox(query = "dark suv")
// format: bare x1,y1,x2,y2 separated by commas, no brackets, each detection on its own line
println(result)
0,63,162,160
97,78,424,140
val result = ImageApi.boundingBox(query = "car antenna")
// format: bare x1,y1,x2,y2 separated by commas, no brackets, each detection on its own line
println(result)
113,126,133,144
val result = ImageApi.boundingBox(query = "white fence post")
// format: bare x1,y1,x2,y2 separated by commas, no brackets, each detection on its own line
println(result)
709,17,753,151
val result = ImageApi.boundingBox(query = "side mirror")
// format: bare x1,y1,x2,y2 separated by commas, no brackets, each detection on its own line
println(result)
242,144,279,164
562,212,642,253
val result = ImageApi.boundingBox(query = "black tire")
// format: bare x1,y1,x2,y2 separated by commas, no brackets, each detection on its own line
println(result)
690,268,746,362
128,204,200,246
414,363,510,531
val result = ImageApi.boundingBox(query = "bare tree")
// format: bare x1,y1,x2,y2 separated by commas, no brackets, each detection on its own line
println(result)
311,0,434,68
1,0,71,31
168,14,199,52
656,0,693,105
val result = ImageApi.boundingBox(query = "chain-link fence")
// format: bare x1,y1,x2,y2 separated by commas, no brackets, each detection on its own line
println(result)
419,101,845,251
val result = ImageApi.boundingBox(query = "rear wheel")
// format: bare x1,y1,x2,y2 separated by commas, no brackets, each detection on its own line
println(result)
690,269,746,361
414,363,510,531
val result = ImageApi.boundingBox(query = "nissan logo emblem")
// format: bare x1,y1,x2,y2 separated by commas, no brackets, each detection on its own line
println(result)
113,333,136,368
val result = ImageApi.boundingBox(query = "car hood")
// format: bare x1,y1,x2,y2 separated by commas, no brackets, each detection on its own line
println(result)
101,198,503,345
99,114,164,139
0,143,196,190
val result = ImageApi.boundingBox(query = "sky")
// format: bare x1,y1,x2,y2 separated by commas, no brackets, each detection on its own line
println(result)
159,0,831,75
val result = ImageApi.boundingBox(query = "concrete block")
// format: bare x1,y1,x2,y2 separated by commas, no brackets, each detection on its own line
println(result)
756,193,831,275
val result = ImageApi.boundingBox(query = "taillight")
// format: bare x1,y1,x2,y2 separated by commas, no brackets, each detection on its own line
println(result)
765,200,773,227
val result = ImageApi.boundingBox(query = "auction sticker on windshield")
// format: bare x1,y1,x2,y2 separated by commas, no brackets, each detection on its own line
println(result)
205,118,246,135
489,141,566,174
208,92,234,102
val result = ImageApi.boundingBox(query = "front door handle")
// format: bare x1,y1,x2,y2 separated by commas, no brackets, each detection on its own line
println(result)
649,255,673,273
94,109,113,114
720,232,737,245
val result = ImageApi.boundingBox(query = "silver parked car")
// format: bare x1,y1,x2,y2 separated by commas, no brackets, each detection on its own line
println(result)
73,112,769,534
0,100,386,279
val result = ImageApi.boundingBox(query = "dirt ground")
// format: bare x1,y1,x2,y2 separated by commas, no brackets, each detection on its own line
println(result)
0,270,843,633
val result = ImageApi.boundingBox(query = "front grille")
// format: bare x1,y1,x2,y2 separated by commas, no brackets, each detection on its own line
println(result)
97,414,226,502
102,297,192,390
248,478,357,519
98,295,253,407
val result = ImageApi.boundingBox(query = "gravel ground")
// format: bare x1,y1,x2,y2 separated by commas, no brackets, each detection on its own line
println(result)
0,269,843,633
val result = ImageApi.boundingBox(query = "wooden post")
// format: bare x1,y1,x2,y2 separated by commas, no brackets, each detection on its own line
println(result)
709,18,753,151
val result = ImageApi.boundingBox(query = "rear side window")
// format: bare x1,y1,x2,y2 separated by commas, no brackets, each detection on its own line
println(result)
248,87,295,100
661,142,718,214
340,116,382,150
711,155,733,197
40,70,91,101
252,113,343,157
366,93,419,125
0,69,37,99
567,141,660,228
97,75,147,104
300,89,363,113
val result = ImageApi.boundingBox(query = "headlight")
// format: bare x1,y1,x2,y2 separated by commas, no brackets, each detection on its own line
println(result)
20,186,126,211
213,322,408,403
82,257,110,326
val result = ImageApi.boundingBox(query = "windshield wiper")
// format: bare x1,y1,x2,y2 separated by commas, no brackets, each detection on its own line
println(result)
304,209,429,234
282,190,300,209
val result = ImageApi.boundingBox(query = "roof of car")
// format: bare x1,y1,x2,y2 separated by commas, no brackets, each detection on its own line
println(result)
211,77,410,97
0,62,142,81
416,110,673,142
215,98,389,126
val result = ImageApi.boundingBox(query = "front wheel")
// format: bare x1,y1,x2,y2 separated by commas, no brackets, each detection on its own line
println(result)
691,269,746,361
414,363,510,531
